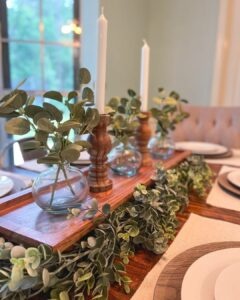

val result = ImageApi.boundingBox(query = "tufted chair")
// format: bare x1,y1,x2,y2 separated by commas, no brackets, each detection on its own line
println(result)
149,105,240,148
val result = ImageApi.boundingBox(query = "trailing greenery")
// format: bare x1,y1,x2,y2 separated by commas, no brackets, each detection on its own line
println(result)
151,88,190,138
106,89,142,145
0,156,213,300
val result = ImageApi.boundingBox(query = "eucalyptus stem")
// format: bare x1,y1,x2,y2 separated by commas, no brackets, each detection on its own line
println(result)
60,163,76,196
49,164,61,207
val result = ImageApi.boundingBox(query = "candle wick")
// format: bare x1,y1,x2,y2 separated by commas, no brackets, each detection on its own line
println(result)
101,6,104,15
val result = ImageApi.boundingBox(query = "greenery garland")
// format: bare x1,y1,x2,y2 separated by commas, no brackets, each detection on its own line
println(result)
0,155,213,300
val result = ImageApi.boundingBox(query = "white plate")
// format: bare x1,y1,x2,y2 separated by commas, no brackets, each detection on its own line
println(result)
227,170,240,189
215,261,240,300
0,175,14,197
181,248,240,300
175,141,228,155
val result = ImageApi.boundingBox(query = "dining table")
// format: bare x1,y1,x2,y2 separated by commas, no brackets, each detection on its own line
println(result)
1,157,240,300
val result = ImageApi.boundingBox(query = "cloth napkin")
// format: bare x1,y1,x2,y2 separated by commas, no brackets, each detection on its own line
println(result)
205,149,240,167
206,165,240,211
131,213,240,300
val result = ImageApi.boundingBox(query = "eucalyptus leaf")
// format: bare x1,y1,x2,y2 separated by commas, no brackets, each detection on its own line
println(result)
22,141,41,151
43,91,63,102
57,120,81,133
79,68,91,84
61,143,83,163
37,118,55,133
5,118,31,135
24,105,45,118
43,102,63,122
82,87,94,102
68,90,78,100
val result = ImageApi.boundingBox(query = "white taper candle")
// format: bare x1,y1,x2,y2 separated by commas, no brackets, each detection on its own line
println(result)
140,39,150,112
95,7,108,114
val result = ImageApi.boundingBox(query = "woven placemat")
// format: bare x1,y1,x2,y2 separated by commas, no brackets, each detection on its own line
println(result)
153,241,240,300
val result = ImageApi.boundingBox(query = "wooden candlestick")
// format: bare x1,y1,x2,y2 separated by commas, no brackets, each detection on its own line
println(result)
136,112,152,166
87,114,113,192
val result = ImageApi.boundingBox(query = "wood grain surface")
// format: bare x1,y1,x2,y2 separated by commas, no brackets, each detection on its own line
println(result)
0,150,190,252
153,241,240,300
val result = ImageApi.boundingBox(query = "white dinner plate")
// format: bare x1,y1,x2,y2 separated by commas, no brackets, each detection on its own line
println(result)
175,141,228,155
181,248,240,300
0,175,14,197
227,170,240,189
215,261,240,300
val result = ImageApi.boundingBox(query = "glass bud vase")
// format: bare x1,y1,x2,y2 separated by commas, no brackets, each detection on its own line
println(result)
148,132,174,160
32,163,89,214
108,142,142,177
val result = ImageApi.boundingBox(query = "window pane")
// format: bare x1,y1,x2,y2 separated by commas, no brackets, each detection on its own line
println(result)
43,0,75,42
9,42,41,89
7,0,40,40
44,45,73,90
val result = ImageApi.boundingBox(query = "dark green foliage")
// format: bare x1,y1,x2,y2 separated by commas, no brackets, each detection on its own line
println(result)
106,90,142,145
151,88,190,137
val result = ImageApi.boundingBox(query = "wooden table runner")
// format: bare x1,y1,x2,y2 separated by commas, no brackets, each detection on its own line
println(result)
0,150,190,251
153,241,240,300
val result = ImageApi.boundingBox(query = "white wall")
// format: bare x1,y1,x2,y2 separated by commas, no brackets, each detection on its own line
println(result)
148,0,220,106
101,0,149,101
81,0,220,107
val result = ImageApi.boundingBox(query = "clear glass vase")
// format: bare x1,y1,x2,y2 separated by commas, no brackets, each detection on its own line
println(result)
32,164,89,214
108,142,142,177
148,132,174,160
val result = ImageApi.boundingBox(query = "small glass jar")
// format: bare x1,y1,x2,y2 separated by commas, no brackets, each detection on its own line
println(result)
148,132,174,160
32,163,88,214
108,142,142,177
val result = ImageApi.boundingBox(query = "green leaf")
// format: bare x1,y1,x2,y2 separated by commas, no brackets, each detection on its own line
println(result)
102,203,111,215
0,91,27,114
37,155,60,165
35,130,48,143
43,102,63,122
43,91,63,102
74,140,91,149
33,111,52,124
127,89,136,97
79,68,91,84
78,272,93,282
68,90,78,100
82,87,94,102
59,291,70,300
5,118,31,135
57,120,80,133
61,143,82,163
24,105,44,119
22,141,41,150
37,118,55,133
108,97,119,109
85,108,100,129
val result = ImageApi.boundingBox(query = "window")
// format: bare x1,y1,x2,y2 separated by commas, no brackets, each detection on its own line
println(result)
0,0,80,92
0,0,81,165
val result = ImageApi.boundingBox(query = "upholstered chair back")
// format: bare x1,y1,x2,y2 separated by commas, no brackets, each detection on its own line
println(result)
149,105,240,148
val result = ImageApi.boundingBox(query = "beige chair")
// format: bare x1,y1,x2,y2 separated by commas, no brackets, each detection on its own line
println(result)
170,105,240,148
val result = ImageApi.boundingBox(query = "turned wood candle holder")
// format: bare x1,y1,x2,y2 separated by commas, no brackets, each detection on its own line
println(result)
87,114,113,193
136,111,152,166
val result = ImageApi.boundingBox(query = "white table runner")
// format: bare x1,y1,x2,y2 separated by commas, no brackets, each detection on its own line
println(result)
131,213,240,300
